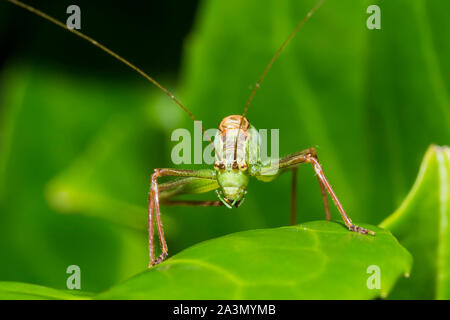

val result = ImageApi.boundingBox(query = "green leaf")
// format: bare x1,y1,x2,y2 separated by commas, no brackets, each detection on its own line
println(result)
0,65,150,292
1,0,448,298
380,145,450,299
96,221,411,299
0,282,91,300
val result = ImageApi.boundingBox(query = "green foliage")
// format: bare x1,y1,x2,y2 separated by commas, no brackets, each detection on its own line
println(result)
0,221,411,300
0,0,448,298
0,143,447,299
97,221,411,300
381,146,450,299
0,66,154,292
0,282,90,300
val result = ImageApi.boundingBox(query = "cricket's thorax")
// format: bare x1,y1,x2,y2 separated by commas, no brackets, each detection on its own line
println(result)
213,115,261,207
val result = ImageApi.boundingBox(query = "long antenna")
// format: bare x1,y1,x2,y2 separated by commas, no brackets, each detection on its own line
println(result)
7,0,219,156
234,0,324,160
243,0,324,118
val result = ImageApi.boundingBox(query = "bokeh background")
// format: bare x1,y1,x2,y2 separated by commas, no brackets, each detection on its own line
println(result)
0,0,448,294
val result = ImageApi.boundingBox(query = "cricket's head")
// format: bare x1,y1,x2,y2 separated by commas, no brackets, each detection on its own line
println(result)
214,162,249,208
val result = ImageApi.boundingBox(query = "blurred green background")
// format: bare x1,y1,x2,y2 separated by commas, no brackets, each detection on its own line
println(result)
0,0,448,294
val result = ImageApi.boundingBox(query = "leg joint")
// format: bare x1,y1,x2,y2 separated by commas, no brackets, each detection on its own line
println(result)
308,147,317,157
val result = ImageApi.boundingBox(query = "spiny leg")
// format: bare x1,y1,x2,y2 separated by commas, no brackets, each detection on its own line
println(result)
282,149,330,222
148,168,218,268
147,174,176,267
318,178,330,220
150,172,168,266
290,162,330,225
310,150,331,221
278,148,374,235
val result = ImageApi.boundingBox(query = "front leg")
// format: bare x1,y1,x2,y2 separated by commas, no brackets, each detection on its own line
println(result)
148,168,217,268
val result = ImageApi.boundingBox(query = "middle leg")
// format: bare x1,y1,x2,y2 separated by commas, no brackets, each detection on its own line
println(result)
283,149,330,223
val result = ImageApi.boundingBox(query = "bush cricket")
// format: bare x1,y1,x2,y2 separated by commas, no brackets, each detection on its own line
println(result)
7,0,375,269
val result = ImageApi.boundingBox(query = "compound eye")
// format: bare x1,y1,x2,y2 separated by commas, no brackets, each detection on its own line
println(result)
214,162,225,170
239,162,248,171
